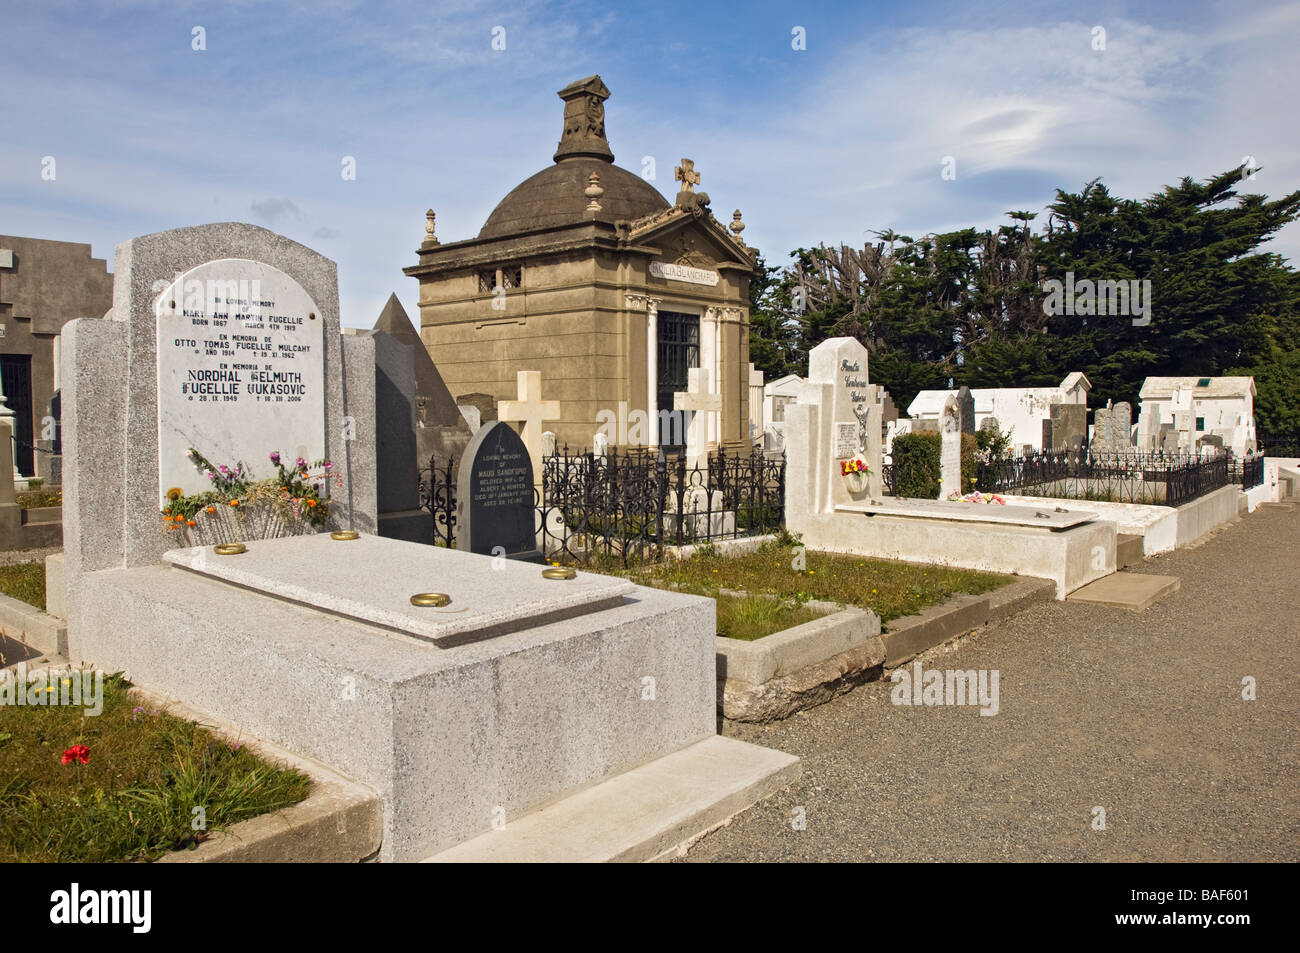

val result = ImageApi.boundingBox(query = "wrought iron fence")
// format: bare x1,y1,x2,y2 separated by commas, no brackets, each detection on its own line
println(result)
973,448,1231,506
418,446,785,564
1230,454,1265,490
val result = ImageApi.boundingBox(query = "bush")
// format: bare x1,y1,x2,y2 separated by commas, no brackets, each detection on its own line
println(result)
892,432,941,499
960,432,979,494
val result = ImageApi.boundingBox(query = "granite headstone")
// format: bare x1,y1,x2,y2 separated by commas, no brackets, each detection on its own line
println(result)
455,421,539,561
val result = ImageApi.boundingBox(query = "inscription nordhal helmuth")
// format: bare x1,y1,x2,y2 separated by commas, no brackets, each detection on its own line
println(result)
155,258,326,504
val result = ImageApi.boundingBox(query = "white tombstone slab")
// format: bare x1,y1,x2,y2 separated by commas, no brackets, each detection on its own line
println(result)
592,431,609,458
154,258,325,505
940,394,962,499
805,337,882,505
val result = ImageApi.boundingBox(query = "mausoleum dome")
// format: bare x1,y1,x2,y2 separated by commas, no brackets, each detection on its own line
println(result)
476,74,669,240
478,159,668,239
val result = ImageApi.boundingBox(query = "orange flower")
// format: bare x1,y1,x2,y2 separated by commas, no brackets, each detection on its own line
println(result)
206,506,215,514
307,499,317,508
229,500,240,508
186,520,196,527
173,514,185,522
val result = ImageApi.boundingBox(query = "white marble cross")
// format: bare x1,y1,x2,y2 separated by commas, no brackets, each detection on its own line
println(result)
498,370,560,487
673,367,722,471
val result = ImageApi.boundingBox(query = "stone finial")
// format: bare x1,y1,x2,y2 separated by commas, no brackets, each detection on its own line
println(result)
422,209,440,247
554,75,614,164
729,209,746,242
584,171,605,212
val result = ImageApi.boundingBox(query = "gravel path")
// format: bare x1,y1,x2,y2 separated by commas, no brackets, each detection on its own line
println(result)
686,504,1300,862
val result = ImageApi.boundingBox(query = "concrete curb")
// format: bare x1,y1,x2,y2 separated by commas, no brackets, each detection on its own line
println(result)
715,598,884,723
0,590,66,658
884,577,1056,669
135,688,383,864
714,576,1056,720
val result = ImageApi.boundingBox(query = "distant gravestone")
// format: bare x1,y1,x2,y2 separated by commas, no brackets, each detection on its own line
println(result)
372,329,418,513
979,415,1000,434
592,431,609,457
1112,401,1132,450
1045,403,1086,451
940,395,962,499
957,386,975,436
455,421,539,561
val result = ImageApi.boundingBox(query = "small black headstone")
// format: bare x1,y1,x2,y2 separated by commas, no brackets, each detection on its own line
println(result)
957,386,976,435
456,421,540,561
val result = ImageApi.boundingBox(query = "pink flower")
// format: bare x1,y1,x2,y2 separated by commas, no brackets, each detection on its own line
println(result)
269,451,281,465
295,457,307,469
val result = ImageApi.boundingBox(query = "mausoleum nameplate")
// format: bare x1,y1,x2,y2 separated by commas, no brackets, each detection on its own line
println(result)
163,534,633,646
155,258,326,506
837,498,1097,530
649,261,719,286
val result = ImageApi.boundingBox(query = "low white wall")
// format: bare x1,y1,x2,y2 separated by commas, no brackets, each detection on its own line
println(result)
1174,485,1241,547
1265,457,1300,501
1242,482,1270,513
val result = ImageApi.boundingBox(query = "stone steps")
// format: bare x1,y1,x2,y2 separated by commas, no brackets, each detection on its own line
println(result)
1066,573,1180,612
1116,533,1145,569
422,736,800,863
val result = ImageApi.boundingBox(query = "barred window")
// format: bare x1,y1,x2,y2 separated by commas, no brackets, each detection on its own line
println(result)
478,271,497,294
502,266,523,289
478,265,523,294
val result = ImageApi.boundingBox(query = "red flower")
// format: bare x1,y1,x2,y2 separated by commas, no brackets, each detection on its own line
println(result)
61,744,90,765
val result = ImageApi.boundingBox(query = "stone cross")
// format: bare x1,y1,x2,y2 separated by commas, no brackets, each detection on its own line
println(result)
498,370,560,488
675,159,700,193
673,367,721,472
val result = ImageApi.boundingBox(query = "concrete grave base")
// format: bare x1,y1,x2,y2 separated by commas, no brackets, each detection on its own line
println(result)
790,508,1115,599
65,535,797,862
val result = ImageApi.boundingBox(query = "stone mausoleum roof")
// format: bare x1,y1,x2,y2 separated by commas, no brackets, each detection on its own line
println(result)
478,158,668,240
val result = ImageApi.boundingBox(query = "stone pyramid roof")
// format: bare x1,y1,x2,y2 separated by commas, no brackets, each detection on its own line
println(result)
373,293,465,428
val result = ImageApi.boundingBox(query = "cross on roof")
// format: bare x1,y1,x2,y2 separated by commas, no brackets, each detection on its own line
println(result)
498,370,560,487
675,159,700,193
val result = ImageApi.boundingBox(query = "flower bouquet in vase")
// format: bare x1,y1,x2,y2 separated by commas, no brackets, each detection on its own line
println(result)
840,453,871,494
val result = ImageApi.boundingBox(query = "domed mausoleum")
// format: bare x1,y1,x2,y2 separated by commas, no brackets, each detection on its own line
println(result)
403,75,759,452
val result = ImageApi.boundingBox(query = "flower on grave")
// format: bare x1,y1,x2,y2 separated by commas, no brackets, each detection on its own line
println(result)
840,453,871,476
295,457,307,469
166,487,183,501
206,506,216,514
269,451,281,465
229,499,240,507
218,465,230,475
61,745,90,765
306,499,317,508
323,461,334,471
186,520,196,527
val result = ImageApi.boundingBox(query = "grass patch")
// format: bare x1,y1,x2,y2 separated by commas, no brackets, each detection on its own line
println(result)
0,562,45,611
0,672,311,862
714,592,827,640
619,538,1010,624
16,489,61,509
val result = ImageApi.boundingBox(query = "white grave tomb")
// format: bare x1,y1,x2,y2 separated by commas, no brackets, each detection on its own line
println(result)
784,339,1115,598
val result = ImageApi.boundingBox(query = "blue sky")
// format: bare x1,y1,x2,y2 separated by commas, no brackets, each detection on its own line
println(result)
3,0,1298,327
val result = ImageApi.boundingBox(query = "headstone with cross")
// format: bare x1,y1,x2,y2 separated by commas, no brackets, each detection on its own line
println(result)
497,370,560,488
673,367,721,473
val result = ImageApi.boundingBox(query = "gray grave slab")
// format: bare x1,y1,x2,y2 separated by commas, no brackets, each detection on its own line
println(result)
164,533,632,646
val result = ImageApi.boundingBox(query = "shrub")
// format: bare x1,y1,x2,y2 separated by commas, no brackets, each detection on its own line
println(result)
892,432,941,499
960,432,979,493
